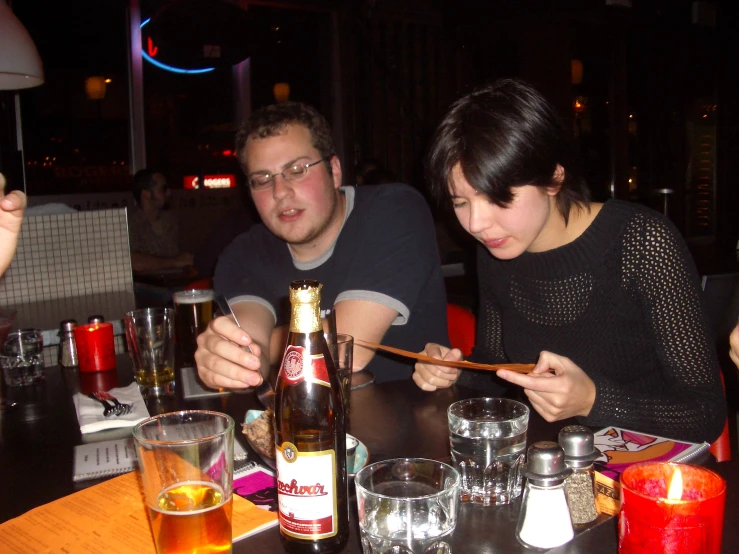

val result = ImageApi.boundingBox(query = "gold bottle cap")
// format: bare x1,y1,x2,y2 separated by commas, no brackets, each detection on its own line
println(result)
289,280,322,305
289,280,322,333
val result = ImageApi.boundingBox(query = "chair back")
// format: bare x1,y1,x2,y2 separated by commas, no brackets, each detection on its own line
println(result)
447,303,476,357
184,277,213,291
709,371,732,462
0,209,135,365
701,272,739,340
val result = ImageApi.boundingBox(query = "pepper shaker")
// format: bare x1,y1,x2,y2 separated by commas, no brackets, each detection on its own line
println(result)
559,425,599,526
58,319,78,368
515,441,574,551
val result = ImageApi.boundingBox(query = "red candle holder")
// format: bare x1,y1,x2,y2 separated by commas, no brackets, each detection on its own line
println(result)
73,323,116,373
619,462,726,554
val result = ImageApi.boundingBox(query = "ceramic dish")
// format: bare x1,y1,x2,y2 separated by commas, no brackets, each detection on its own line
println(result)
244,409,369,476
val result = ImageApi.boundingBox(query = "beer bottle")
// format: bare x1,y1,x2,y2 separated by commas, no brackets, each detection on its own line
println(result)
275,280,349,553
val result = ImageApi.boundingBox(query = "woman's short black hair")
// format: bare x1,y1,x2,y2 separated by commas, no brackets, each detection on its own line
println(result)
426,78,590,223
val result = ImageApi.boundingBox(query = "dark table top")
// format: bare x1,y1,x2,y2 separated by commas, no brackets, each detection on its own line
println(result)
2,357,738,553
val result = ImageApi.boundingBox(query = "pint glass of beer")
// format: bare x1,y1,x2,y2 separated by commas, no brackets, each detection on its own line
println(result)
133,410,235,554
173,289,215,367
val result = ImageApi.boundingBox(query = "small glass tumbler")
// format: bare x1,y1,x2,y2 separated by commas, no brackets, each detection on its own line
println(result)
124,307,176,396
1,329,45,386
355,458,460,554
133,410,235,554
447,397,529,505
326,333,353,418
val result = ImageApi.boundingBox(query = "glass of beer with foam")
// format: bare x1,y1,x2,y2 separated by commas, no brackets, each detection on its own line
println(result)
173,289,215,367
133,410,235,554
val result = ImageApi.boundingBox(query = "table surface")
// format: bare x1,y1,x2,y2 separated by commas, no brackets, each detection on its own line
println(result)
1,357,738,553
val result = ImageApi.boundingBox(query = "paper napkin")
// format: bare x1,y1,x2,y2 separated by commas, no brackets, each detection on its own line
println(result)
73,382,151,434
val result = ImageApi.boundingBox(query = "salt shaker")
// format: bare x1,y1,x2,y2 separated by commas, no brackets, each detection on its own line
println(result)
516,441,574,551
58,319,78,368
87,315,105,325
559,425,599,526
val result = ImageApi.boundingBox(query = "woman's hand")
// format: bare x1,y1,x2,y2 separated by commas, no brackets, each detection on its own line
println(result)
412,343,462,391
730,324,739,370
496,351,596,422
195,315,264,389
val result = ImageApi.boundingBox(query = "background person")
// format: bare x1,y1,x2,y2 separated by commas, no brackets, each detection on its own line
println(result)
195,102,448,389
413,78,725,444
0,173,26,276
128,169,193,272
730,324,739,370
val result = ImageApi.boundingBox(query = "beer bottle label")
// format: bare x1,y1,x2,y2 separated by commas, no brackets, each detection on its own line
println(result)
278,345,330,387
276,442,338,539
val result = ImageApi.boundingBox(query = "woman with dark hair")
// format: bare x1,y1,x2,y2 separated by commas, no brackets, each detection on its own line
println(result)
415,78,726,444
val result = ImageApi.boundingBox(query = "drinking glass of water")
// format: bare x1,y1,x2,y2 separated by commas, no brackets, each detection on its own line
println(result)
354,458,460,554
448,397,529,505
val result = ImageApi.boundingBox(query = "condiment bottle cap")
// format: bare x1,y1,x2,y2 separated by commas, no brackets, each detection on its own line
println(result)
60,319,77,333
558,425,599,467
524,441,571,485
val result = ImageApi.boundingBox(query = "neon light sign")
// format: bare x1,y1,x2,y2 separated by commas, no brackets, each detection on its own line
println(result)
183,174,237,189
140,18,215,75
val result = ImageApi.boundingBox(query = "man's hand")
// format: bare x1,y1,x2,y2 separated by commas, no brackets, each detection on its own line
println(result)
195,315,264,388
0,173,26,276
730,324,739,370
496,351,596,422
412,343,462,391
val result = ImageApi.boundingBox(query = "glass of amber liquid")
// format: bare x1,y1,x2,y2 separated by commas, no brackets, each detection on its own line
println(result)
124,308,176,396
133,410,235,554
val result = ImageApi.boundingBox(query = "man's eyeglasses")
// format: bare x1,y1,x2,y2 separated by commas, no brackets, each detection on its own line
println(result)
248,157,330,191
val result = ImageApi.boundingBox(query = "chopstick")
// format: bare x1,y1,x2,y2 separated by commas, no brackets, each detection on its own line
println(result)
354,339,535,374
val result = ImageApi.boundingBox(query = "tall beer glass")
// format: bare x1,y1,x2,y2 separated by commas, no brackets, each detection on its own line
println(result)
133,410,235,554
124,308,176,396
173,289,215,367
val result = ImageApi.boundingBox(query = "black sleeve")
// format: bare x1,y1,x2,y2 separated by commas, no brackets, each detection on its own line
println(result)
583,213,726,443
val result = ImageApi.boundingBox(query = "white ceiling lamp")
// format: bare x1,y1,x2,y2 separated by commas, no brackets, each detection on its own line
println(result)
0,0,44,90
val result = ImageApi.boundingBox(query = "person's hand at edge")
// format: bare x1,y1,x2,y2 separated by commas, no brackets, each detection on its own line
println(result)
730,324,739,370
0,173,27,276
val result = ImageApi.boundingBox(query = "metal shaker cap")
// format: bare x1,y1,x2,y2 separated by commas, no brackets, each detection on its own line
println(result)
524,441,571,485
88,315,105,324
59,319,77,334
558,425,599,467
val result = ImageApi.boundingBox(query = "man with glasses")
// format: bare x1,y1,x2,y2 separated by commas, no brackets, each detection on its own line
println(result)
128,168,194,272
195,102,448,387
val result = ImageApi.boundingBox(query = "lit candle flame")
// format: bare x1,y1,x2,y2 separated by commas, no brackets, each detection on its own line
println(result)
666,466,683,501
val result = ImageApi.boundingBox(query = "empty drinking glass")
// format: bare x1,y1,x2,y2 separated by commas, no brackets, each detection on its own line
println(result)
355,458,460,554
326,333,353,418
